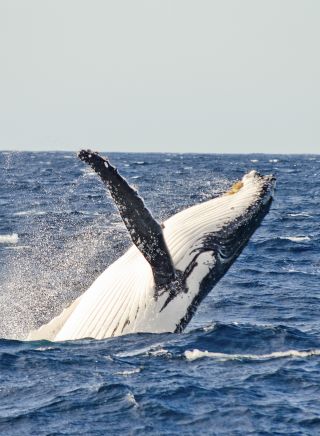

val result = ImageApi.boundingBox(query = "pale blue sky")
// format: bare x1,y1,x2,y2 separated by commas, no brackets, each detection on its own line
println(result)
0,0,319,153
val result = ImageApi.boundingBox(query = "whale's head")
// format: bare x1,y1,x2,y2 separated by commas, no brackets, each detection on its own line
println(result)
162,170,275,331
238,169,275,199
224,170,275,222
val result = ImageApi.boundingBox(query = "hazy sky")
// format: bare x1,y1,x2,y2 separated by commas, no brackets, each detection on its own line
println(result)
0,0,319,153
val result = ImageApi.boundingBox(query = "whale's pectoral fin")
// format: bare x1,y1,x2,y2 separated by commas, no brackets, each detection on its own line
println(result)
78,149,176,289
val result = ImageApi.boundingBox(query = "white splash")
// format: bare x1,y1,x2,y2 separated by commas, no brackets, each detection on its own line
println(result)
0,233,19,244
184,348,320,362
81,168,97,177
126,392,139,407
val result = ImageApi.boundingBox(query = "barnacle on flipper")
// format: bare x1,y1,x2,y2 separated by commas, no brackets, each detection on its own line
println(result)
226,181,244,195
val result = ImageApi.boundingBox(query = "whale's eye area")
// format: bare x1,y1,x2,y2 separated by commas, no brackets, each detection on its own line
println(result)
226,181,244,195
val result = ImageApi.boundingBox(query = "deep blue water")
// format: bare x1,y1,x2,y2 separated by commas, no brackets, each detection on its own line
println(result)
0,152,320,435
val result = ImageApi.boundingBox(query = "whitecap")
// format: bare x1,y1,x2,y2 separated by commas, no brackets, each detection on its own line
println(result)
202,323,217,332
14,210,46,217
250,159,259,163
280,236,311,243
4,245,30,250
285,268,316,275
184,348,320,362
116,342,166,358
0,233,19,244
148,348,170,357
288,212,310,218
125,392,139,407
13,211,30,217
115,368,141,376
269,159,278,163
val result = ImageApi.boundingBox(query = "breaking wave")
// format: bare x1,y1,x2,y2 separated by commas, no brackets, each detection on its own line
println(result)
279,235,311,243
184,348,320,361
0,233,19,244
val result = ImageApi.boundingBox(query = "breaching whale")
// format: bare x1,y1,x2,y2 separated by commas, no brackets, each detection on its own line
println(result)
28,151,275,341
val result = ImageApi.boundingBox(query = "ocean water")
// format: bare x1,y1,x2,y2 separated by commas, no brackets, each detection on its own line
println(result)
0,152,319,435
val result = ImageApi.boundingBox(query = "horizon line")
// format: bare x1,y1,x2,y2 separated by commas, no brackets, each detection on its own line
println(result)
0,149,319,156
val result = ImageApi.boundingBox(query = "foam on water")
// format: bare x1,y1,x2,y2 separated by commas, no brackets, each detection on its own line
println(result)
279,235,311,242
184,348,320,361
115,368,141,376
13,210,46,217
125,392,139,407
288,212,311,217
0,233,19,244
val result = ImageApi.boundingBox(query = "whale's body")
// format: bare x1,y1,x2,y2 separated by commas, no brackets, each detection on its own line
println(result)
28,155,274,342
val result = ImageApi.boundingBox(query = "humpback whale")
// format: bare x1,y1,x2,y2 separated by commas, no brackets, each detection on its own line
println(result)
28,151,275,341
